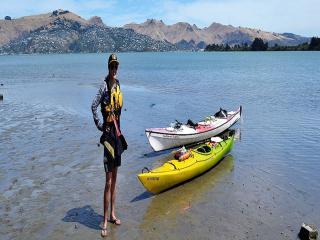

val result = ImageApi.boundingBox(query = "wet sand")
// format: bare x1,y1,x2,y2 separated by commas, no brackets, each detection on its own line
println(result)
0,104,315,240
1,52,319,239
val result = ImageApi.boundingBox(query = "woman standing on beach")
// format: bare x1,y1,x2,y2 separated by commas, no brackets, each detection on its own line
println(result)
91,53,126,237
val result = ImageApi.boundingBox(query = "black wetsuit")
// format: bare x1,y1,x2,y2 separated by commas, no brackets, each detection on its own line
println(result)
91,77,123,172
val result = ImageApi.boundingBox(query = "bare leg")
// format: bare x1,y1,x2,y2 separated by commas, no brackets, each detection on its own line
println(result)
101,172,112,237
110,167,121,224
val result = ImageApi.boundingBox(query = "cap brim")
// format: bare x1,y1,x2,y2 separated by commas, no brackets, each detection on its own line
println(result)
109,60,119,65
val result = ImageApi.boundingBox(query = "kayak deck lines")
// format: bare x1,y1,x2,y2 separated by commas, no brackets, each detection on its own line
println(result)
138,131,235,194
145,106,241,151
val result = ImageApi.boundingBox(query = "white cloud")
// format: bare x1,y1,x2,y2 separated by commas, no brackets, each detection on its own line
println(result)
103,13,148,27
159,0,319,36
0,0,318,36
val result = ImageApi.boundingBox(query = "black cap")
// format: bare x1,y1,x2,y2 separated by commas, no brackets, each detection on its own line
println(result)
108,53,119,67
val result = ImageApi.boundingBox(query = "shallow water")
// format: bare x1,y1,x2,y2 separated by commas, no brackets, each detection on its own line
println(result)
0,52,319,239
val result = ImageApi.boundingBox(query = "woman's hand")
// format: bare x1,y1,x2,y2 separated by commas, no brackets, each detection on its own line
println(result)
104,125,111,133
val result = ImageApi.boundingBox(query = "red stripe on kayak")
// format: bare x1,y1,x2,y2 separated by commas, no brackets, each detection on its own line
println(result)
145,107,241,136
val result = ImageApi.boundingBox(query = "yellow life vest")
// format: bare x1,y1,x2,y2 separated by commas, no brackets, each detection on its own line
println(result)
105,84,123,123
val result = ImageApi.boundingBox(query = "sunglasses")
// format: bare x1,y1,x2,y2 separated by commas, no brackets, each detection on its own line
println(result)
109,64,118,70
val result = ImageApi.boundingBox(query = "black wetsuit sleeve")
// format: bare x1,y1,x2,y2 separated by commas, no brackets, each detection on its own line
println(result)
91,83,105,132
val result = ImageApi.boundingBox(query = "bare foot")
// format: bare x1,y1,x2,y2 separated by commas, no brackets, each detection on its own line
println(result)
101,223,108,237
110,216,121,225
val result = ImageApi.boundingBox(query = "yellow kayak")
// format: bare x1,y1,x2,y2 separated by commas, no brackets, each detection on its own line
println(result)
138,132,235,194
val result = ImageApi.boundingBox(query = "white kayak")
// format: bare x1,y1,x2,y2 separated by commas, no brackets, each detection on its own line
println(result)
145,106,242,151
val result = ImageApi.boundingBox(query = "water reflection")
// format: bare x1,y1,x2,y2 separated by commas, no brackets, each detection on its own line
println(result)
140,155,234,227
234,128,241,141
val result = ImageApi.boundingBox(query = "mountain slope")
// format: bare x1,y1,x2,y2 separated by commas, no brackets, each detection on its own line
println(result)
0,10,176,54
124,19,310,49
0,11,310,53
0,10,88,46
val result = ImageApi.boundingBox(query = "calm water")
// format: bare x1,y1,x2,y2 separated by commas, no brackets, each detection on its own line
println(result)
0,52,319,239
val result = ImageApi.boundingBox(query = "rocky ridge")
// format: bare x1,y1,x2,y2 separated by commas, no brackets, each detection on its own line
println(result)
0,11,310,53
0,10,87,46
0,10,176,54
124,19,310,50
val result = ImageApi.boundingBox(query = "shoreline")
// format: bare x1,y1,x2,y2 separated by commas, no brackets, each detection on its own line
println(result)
1,52,319,239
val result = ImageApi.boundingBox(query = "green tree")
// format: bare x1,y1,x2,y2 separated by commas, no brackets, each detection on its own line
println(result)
251,38,268,51
309,37,320,50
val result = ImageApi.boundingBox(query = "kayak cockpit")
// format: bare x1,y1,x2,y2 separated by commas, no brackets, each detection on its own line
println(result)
195,145,212,154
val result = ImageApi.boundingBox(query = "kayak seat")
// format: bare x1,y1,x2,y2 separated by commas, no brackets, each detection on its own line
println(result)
214,108,228,118
187,119,198,128
196,145,211,153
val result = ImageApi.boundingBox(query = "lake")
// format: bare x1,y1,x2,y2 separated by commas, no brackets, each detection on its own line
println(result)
0,52,319,239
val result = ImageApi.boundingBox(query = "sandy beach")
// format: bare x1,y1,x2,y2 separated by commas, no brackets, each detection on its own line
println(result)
1,52,319,239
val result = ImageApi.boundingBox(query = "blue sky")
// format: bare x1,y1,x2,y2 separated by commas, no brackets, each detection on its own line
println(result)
0,0,318,36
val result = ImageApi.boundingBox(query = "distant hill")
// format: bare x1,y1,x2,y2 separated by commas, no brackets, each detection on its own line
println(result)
0,10,176,54
0,11,310,54
0,10,88,46
124,19,310,50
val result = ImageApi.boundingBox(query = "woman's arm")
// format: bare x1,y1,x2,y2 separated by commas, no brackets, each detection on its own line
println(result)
91,83,105,132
